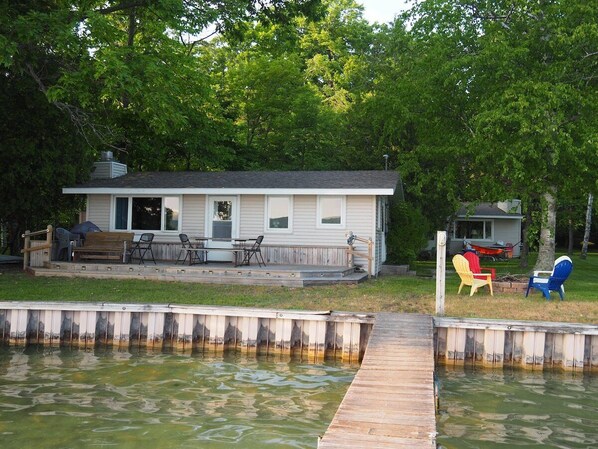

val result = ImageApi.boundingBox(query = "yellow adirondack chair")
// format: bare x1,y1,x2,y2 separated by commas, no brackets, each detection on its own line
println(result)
452,254,494,296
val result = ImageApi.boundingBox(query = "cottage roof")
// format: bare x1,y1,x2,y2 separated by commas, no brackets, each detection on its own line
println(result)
457,202,523,219
63,170,399,196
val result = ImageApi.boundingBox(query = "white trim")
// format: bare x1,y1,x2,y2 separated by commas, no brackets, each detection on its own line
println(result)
64,187,395,196
205,195,240,240
264,195,293,234
371,196,378,274
316,195,346,229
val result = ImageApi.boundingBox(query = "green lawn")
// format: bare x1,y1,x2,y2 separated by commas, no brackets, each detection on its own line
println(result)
0,253,596,324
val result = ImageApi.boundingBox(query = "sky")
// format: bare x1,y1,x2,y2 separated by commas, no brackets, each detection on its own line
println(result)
358,0,412,24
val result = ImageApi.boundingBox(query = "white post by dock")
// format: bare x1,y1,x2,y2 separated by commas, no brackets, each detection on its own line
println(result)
435,230,447,316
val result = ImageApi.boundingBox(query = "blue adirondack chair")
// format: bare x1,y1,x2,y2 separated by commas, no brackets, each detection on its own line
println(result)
525,256,573,301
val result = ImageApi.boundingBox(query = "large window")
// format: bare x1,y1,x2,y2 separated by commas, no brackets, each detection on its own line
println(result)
266,196,292,232
317,196,345,228
114,196,180,232
454,220,493,240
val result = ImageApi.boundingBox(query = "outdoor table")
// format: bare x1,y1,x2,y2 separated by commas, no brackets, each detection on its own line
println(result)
194,237,247,265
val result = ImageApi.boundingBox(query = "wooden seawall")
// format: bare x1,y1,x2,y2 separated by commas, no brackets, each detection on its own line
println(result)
0,302,373,363
435,317,598,372
2,302,597,449
318,313,437,448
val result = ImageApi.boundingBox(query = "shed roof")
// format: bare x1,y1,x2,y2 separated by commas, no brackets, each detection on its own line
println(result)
63,170,399,196
457,203,523,219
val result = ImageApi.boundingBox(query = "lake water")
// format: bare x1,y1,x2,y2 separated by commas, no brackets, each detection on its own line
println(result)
436,366,598,449
0,347,357,449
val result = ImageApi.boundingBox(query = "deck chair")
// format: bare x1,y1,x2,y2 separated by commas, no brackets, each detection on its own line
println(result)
241,235,266,267
452,254,493,296
53,228,80,261
525,256,573,301
462,251,496,280
176,233,204,265
128,233,156,265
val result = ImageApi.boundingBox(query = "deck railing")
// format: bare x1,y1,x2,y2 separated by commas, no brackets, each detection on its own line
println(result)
22,225,53,269
346,231,373,277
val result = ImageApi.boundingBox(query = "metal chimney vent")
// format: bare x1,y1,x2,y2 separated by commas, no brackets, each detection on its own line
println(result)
100,151,113,161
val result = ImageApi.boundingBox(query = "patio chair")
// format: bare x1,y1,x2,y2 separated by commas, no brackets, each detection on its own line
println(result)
176,233,204,265
128,233,156,265
53,227,81,261
452,254,493,296
462,251,496,280
241,235,266,267
525,256,573,301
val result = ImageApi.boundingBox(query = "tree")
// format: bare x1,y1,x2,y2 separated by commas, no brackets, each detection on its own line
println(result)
390,0,598,269
0,0,323,254
0,62,92,254
581,193,594,259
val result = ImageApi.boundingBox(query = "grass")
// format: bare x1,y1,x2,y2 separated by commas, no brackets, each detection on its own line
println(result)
0,253,597,324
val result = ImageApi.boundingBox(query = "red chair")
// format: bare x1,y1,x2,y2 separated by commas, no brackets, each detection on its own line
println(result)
462,251,496,281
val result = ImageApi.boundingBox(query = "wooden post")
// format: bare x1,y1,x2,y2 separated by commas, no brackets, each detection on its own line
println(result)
23,230,30,269
44,224,53,267
436,231,447,316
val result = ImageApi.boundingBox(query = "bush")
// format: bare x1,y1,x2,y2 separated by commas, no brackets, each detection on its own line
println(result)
386,201,430,264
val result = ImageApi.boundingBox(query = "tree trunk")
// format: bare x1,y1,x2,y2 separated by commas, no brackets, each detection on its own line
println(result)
567,213,574,256
519,206,532,269
534,188,557,271
581,192,594,260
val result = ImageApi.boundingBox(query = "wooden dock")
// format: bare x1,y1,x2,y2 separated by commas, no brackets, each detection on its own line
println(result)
318,313,437,449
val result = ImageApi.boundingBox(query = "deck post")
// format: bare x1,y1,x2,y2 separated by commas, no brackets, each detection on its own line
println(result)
22,230,30,269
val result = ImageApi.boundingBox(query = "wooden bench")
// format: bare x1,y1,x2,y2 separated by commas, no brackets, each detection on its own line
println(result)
72,232,135,263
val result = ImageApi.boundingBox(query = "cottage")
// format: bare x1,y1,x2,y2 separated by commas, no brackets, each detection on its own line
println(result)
63,156,399,275
427,201,523,257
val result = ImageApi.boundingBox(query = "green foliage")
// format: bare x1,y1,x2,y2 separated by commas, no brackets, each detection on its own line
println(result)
0,64,91,253
386,200,430,264
1,0,597,263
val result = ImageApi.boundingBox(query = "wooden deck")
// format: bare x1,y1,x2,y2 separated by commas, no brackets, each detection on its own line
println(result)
318,313,437,448
28,261,369,287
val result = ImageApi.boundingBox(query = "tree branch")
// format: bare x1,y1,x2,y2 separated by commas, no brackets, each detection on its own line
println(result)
97,1,150,15
25,63,123,152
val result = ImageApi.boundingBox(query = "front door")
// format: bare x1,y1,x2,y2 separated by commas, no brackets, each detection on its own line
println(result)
207,196,239,261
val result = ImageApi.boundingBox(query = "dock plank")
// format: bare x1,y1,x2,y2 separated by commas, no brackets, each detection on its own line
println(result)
318,313,437,448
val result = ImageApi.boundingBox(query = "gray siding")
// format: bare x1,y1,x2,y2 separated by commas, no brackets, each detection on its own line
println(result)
91,161,127,179
181,194,206,236
239,194,378,271
87,195,111,231
239,195,264,238
84,193,383,271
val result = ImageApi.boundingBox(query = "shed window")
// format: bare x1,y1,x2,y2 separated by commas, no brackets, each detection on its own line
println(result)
454,220,493,240
318,196,345,228
266,196,292,232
